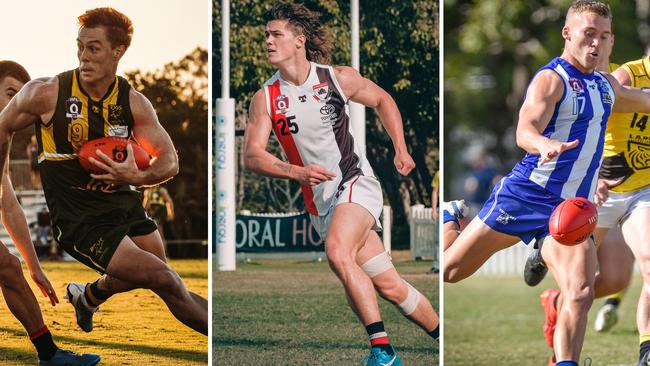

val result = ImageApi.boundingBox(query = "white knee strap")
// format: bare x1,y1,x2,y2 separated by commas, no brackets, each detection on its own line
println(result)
398,281,422,316
360,251,394,278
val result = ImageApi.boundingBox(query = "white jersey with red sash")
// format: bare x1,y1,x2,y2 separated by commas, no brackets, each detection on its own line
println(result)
263,62,375,216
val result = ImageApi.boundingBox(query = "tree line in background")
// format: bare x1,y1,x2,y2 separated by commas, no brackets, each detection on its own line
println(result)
444,0,647,199
127,47,209,240
214,0,438,244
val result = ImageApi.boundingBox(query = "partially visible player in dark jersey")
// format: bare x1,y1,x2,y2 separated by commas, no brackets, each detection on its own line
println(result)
0,60,99,366
0,8,207,337
143,185,174,253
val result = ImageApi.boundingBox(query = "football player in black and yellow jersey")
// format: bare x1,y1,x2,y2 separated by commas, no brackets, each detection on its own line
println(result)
0,61,99,366
0,8,207,337
593,50,650,365
142,185,174,253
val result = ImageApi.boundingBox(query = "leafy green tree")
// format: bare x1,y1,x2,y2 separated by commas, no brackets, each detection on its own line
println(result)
445,0,644,199
215,0,438,238
126,47,209,240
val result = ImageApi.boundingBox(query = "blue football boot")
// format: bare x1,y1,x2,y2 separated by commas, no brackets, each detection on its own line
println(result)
39,349,101,366
362,347,403,366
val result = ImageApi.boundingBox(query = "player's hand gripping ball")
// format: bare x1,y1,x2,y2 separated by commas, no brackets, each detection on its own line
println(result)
549,197,597,246
78,137,150,174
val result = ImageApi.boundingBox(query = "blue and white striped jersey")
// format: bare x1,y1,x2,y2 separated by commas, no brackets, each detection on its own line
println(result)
512,57,615,200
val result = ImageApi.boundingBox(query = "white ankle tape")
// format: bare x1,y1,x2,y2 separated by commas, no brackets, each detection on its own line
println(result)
398,281,421,316
360,251,394,278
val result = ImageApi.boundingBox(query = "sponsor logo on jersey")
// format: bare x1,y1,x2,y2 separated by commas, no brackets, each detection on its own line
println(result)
496,208,517,225
274,94,289,114
108,126,129,137
312,82,332,103
108,105,126,125
298,95,307,103
319,105,338,125
65,96,83,119
320,105,335,115
596,79,613,104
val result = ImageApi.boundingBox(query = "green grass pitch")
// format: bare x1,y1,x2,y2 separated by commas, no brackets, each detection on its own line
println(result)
445,274,643,366
213,251,439,365
0,259,207,365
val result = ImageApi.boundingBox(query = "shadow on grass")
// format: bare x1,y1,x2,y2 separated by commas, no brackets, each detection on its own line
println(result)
0,345,38,363
214,336,435,353
0,326,206,362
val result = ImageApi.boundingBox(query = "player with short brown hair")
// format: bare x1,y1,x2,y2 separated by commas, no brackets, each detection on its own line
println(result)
0,7,207,339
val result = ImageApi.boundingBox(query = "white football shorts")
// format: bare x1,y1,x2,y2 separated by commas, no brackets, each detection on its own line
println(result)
597,185,650,228
310,175,383,240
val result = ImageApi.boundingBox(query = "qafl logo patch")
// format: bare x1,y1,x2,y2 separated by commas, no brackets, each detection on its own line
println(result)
274,95,289,114
65,97,83,119
568,79,584,95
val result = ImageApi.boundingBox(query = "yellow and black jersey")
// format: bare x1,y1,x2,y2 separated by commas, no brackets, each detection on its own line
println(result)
600,58,650,192
38,69,141,225
145,186,166,208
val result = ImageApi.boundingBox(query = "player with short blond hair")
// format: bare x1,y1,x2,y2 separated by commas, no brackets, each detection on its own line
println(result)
444,1,650,364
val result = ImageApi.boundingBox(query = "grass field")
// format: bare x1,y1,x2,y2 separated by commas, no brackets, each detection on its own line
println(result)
445,274,645,366
213,251,439,365
0,259,207,366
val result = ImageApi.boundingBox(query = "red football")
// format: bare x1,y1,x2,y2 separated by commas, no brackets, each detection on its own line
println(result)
78,137,151,174
549,197,598,246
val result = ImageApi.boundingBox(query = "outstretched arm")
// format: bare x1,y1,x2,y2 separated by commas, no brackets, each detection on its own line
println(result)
243,89,336,186
335,66,414,176
89,89,178,186
0,78,57,304
516,70,578,164
1,171,58,305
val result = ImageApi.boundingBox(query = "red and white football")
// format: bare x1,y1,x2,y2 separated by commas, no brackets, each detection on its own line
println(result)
78,137,150,174
549,197,598,246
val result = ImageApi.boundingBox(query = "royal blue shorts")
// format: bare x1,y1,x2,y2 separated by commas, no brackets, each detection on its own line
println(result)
478,173,565,244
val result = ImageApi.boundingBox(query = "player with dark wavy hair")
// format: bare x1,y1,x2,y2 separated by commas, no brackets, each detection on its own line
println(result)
244,2,439,365
263,2,333,64
0,7,207,340
0,60,99,366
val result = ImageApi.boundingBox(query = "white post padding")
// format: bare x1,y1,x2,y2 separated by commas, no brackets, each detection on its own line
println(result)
215,98,236,271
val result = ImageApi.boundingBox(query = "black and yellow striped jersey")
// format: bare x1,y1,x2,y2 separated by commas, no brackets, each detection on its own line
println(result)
600,58,650,192
37,69,141,224
145,186,166,207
